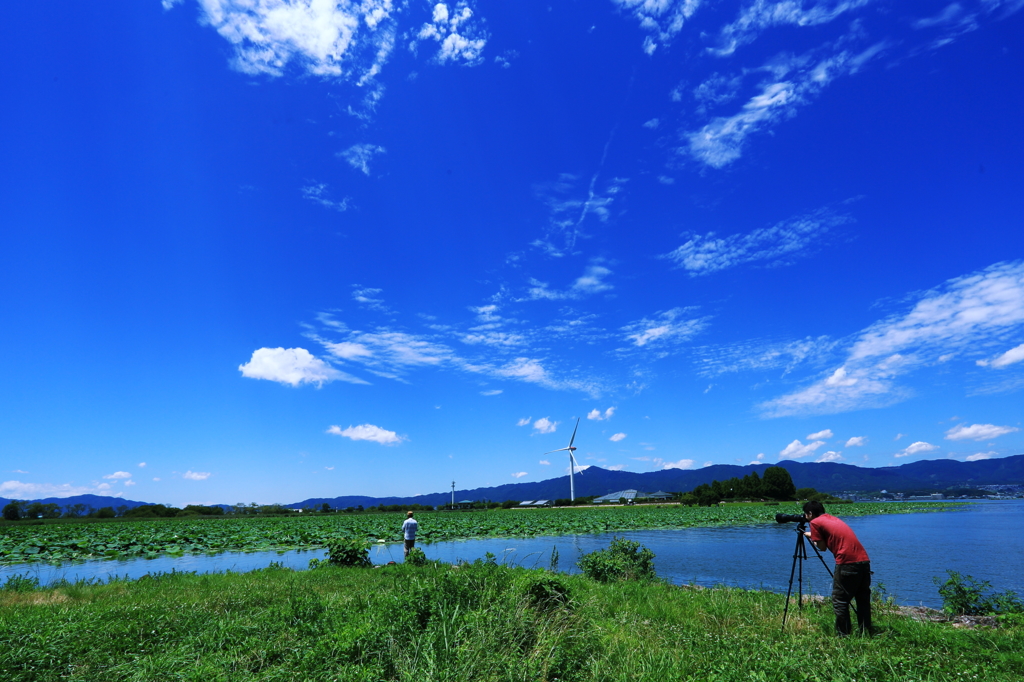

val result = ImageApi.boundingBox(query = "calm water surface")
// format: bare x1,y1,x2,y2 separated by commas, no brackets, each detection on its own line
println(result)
3,500,1020,609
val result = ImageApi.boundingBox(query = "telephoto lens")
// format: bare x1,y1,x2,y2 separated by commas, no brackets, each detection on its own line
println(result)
775,513,806,523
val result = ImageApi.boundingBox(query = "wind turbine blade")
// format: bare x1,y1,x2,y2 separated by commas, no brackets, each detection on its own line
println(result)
568,418,580,449
570,452,583,475
545,447,570,455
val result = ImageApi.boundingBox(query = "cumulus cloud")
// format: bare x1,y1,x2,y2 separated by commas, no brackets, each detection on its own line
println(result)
102,471,132,480
340,144,386,175
607,464,627,471
138,462,147,468
748,453,766,465
0,480,118,499
977,343,1024,368
183,471,211,481
539,459,551,465
762,261,1024,417
511,471,527,478
184,0,398,81
663,207,851,275
532,417,558,434
966,451,996,461
895,441,939,458
808,429,833,440
413,2,488,64
611,0,704,52
662,459,696,470
610,433,627,442
779,439,826,460
845,436,867,447
517,417,532,427
327,423,404,444
588,407,615,421
124,480,137,486
816,450,843,463
240,347,361,387
945,423,1019,441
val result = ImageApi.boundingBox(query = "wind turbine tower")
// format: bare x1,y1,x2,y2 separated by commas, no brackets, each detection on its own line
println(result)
545,418,582,502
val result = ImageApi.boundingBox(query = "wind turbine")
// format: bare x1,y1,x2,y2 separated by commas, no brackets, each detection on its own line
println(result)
545,418,583,502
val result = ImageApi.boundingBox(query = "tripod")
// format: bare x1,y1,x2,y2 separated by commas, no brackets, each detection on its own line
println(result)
781,522,836,630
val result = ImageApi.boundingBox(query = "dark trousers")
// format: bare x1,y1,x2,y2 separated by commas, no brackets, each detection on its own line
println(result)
832,561,871,636
404,539,415,557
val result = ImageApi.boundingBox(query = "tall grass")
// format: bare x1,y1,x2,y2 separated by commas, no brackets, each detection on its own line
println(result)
2,562,1021,681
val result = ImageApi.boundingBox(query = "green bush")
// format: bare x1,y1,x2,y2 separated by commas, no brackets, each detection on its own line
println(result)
577,537,656,583
326,538,372,567
405,547,428,566
935,570,1024,616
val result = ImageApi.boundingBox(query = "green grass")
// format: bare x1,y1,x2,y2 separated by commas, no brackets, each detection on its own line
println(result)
0,502,970,565
2,561,1021,681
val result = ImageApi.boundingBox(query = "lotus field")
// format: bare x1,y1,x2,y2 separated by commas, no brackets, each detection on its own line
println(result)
0,501,966,565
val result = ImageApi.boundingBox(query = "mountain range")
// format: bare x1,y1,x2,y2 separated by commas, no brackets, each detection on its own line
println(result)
4,455,1021,512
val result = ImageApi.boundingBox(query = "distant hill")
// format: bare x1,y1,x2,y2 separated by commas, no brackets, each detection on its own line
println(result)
0,494,153,511
5,455,1021,511
290,454,1024,509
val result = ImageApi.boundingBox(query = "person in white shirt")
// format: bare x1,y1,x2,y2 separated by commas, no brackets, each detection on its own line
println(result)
402,511,419,558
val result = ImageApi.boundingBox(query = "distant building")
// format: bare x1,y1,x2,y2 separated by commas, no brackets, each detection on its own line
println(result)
592,489,672,504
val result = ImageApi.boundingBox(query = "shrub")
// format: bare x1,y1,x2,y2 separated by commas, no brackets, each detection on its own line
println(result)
405,547,428,566
577,537,656,583
935,570,1024,616
326,538,372,567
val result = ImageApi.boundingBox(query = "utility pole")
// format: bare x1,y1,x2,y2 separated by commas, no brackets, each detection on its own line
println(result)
451,481,455,510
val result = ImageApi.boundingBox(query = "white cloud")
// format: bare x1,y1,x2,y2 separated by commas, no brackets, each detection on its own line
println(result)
302,183,350,212
808,429,833,440
533,417,558,434
340,144,385,175
845,436,867,447
607,464,627,471
966,451,996,461
685,43,885,168
183,471,211,481
138,462,147,468
663,207,851,275
610,433,627,442
703,461,713,467
517,417,532,427
327,423,404,445
977,343,1024,368
711,0,873,57
611,0,704,51
623,308,708,349
588,407,615,421
526,265,614,300
779,439,826,460
511,471,528,478
945,423,1019,441
188,0,398,80
748,453,766,464
413,2,488,64
102,471,132,480
895,441,939,458
534,176,627,254
539,459,550,465
240,347,360,387
662,459,696,470
816,450,843,463
693,335,835,378
762,261,1024,417
480,389,502,396
0,481,117,499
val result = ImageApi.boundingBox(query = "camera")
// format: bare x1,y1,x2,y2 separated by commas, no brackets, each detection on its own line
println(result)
775,513,806,524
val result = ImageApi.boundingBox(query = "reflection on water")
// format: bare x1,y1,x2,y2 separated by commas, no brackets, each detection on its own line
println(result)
3,501,1020,609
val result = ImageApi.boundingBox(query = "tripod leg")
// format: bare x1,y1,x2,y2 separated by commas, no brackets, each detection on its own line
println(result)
781,530,803,630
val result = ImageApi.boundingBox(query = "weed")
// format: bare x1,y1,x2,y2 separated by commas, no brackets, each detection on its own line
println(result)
577,537,656,583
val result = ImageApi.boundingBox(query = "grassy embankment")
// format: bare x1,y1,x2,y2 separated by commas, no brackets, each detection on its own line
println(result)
2,560,1021,681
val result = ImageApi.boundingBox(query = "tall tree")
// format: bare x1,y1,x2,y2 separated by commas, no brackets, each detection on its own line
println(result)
762,466,797,501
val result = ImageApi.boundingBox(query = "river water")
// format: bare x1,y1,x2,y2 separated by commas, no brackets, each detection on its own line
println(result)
3,500,1020,609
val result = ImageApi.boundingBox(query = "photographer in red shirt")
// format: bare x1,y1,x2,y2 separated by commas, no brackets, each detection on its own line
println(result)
803,500,872,636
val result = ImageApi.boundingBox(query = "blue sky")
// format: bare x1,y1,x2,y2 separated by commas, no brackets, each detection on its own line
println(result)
2,0,1023,507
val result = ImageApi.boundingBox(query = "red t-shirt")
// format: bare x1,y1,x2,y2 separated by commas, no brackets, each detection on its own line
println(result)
809,514,869,565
